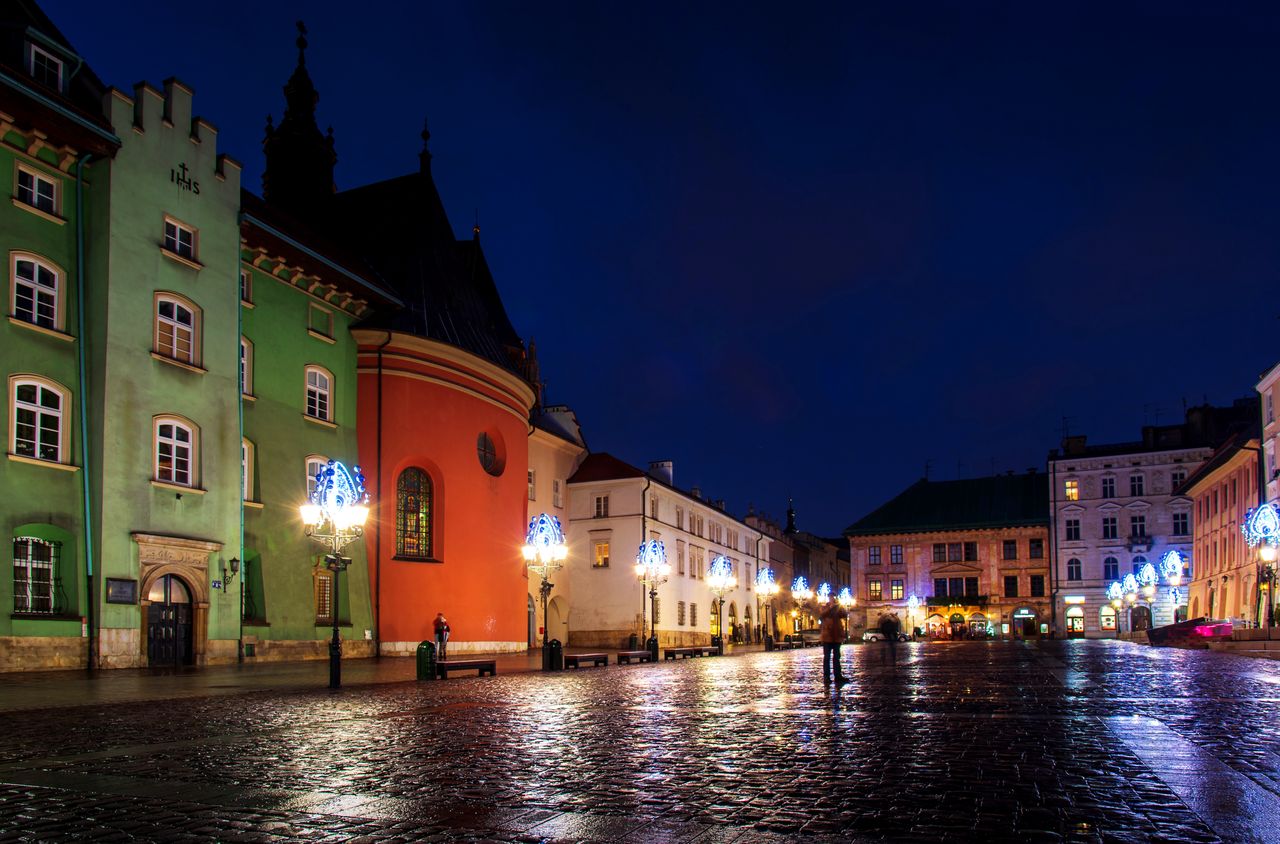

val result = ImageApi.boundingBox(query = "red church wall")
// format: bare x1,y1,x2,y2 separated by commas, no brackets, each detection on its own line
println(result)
355,331,536,653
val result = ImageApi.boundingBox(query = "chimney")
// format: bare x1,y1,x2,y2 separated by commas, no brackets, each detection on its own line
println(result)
716,499,726,510
691,485,702,500
648,460,673,485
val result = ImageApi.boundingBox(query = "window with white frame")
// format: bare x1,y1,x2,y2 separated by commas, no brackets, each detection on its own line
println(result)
163,218,196,260
11,377,66,463
1102,515,1118,540
1101,477,1115,498
1173,511,1189,536
1129,473,1145,497
13,537,57,614
675,507,683,529
677,540,685,575
1065,518,1080,542
1171,469,1186,489
12,254,60,331
241,438,255,501
552,479,563,508
593,495,609,518
1067,558,1082,581
593,541,609,568
27,43,63,90
240,270,252,303
306,455,328,500
154,417,196,486
1130,514,1146,537
155,294,199,365
1104,557,1119,580
240,337,253,395
305,366,332,421
528,470,536,500
16,166,56,215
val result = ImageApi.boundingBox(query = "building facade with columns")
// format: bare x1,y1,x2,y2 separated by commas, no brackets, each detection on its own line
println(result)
845,472,1051,639
1179,431,1261,625
1047,402,1256,638
565,454,767,648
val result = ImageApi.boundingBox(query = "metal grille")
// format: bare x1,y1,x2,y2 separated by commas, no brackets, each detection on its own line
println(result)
396,467,432,558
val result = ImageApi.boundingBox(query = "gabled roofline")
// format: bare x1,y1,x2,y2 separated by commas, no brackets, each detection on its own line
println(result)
0,68,119,146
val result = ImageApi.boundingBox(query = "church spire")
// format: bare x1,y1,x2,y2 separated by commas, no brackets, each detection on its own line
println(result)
262,20,336,219
785,498,797,534
418,117,432,175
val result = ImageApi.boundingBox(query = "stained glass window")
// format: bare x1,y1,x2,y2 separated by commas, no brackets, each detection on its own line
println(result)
396,467,432,559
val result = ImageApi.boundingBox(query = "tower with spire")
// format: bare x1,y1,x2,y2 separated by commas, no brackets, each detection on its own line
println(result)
262,21,336,219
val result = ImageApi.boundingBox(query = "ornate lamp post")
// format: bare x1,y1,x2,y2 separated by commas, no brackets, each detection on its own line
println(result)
817,582,832,605
523,513,568,670
756,568,780,650
634,540,670,660
837,587,855,642
791,577,813,637
1121,573,1140,632
1138,562,1158,602
1160,549,1186,623
300,460,370,690
1107,581,1124,638
707,555,737,654
1243,503,1280,627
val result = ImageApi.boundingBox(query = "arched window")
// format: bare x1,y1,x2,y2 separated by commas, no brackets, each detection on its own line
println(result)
11,253,62,331
154,293,201,365
1066,558,1082,581
13,536,59,614
305,455,328,500
1103,556,1119,581
154,415,198,487
10,375,69,464
1099,605,1117,631
1132,555,1147,575
305,366,332,422
396,467,433,559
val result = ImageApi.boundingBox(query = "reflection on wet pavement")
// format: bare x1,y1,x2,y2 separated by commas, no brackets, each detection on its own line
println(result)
0,640,1275,841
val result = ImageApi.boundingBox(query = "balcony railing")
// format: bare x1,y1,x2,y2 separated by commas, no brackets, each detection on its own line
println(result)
1128,535,1152,552
926,594,988,606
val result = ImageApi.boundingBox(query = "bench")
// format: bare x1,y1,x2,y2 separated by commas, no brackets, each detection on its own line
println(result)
617,650,653,664
564,652,608,668
775,640,803,650
435,658,496,679
699,646,721,657
664,646,703,660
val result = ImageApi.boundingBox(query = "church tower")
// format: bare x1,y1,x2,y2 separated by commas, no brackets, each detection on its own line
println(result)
262,21,336,219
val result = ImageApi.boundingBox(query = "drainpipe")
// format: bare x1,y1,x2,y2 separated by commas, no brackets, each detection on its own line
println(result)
236,210,245,664
640,477,651,640
374,331,392,658
74,153,95,672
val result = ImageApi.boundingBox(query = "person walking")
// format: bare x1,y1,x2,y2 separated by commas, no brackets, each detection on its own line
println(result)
433,612,450,661
879,613,900,666
820,601,850,687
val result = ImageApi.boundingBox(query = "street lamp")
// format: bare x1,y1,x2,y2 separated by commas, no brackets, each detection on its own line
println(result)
791,577,813,636
1107,581,1124,638
756,567,780,650
1138,562,1158,601
1243,504,1280,627
707,555,737,654
634,540,670,660
907,594,920,638
817,582,832,605
837,587,855,642
300,459,370,689
523,513,568,670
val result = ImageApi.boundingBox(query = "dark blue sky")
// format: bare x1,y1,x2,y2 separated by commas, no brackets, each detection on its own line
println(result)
60,2,1280,535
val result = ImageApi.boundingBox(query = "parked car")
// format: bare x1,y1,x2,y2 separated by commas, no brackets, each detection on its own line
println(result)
862,630,909,642
797,628,821,645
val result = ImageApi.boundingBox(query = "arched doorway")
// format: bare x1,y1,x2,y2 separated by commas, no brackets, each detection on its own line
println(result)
527,594,535,648
1131,605,1153,631
547,595,568,645
926,613,945,638
1190,596,1200,620
1066,606,1085,638
968,612,988,638
949,613,965,639
710,599,721,637
728,602,738,642
146,575,193,667
1100,605,1117,634
743,605,753,643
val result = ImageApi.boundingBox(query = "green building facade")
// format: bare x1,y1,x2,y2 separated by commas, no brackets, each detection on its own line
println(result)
1,3,390,671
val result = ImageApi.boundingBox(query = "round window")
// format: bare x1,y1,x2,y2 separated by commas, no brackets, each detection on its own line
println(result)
477,431,504,476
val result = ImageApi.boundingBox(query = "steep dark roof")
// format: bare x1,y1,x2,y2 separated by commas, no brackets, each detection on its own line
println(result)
327,172,524,373
568,452,646,484
845,473,1049,536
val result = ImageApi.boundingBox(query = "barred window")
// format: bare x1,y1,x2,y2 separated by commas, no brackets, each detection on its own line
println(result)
314,569,333,623
396,467,433,559
678,601,686,625
14,537,57,614
689,602,696,626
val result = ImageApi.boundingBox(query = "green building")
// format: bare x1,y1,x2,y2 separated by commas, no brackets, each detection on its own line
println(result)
1,3,395,670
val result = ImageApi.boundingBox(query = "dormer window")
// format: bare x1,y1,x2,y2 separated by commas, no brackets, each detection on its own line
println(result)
27,43,63,91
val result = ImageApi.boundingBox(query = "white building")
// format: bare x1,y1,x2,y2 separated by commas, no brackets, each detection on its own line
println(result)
564,454,768,648
1047,402,1256,637
525,406,588,649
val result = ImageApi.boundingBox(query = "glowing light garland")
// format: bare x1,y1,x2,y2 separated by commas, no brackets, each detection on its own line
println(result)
1138,563,1158,587
791,576,813,601
817,582,832,604
1243,503,1280,548
707,555,736,592
756,567,779,596
522,513,568,566
1121,573,1140,602
837,586,854,608
300,460,369,534
634,539,671,582
1106,581,1124,604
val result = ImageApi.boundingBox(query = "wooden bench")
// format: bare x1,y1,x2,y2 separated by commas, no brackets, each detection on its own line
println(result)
564,652,608,668
664,646,703,660
435,658,496,679
699,646,721,656
617,650,653,664
775,640,803,650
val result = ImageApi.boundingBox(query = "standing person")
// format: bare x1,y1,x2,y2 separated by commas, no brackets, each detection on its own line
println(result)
433,612,450,661
820,601,850,687
879,613,900,666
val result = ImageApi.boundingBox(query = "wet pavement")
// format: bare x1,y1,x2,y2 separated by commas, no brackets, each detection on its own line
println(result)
0,640,1275,842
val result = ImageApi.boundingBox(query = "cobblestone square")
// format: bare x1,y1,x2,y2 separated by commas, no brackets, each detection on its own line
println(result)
0,641,1276,842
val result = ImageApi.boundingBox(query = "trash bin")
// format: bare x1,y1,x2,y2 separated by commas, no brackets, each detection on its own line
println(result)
711,634,724,655
416,640,437,680
627,633,639,651
547,638,564,671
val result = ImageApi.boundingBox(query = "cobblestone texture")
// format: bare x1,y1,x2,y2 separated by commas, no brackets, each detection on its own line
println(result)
0,641,1275,841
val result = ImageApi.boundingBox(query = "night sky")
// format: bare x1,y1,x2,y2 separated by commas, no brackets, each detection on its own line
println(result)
58,2,1280,535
